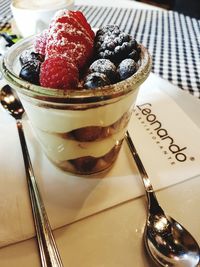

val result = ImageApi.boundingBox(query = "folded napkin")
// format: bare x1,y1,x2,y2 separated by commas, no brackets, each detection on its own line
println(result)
0,73,200,248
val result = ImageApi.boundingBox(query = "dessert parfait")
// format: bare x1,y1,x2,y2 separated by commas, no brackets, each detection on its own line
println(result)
1,10,151,175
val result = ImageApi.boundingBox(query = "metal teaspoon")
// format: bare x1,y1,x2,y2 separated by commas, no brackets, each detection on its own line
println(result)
125,131,200,267
0,84,64,267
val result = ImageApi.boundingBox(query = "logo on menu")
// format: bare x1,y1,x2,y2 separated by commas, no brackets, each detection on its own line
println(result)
134,103,195,165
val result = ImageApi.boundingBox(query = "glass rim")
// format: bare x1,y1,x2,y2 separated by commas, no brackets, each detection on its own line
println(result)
1,35,152,104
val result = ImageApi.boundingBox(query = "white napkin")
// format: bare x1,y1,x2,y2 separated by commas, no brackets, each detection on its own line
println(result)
130,74,200,190
0,73,200,248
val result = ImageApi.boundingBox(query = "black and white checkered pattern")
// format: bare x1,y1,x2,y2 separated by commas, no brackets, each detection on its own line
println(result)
76,5,200,98
0,0,12,32
0,2,200,98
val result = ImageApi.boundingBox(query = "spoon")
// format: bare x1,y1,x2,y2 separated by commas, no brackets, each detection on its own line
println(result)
0,84,63,267
125,131,200,267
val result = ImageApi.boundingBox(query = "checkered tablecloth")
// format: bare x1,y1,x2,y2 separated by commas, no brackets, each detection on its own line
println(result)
0,1,200,98
77,5,200,98
0,0,12,32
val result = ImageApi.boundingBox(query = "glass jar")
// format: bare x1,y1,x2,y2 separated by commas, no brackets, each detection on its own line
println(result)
1,35,151,175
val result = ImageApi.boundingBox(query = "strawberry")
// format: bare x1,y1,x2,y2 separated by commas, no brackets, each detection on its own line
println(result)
46,43,91,69
70,11,95,40
73,11,95,40
46,23,93,67
35,10,94,89
45,10,94,68
40,56,79,89
52,10,94,41
34,29,48,56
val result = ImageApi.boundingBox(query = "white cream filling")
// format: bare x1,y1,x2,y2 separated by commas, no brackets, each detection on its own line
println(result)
20,90,138,133
34,127,126,161
19,89,138,162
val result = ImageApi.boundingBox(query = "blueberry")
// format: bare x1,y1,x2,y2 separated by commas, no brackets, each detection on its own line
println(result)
19,61,41,85
19,48,44,66
129,39,138,49
89,59,117,83
84,72,111,89
95,25,141,63
96,25,120,37
106,41,115,50
103,50,115,60
117,59,138,81
128,49,140,62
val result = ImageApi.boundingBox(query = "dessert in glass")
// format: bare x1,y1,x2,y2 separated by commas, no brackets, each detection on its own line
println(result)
1,10,151,175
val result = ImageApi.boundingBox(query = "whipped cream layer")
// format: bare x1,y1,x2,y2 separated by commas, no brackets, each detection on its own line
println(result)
20,89,138,163
20,91,138,132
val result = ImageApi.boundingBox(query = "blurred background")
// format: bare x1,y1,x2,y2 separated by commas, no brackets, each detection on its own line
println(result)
135,0,200,18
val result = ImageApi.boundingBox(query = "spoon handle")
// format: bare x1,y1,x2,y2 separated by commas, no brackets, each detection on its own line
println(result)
125,131,163,214
16,120,64,267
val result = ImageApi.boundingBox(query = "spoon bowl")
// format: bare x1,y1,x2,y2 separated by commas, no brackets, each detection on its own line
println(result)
1,84,24,119
125,131,200,267
146,211,200,266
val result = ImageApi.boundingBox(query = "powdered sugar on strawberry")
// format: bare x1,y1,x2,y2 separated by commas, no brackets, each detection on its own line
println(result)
40,56,79,89
34,29,48,56
45,10,94,68
46,22,93,67
50,10,94,41
36,10,94,89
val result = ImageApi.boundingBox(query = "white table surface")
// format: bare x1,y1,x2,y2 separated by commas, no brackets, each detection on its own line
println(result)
1,1,200,267
1,177,200,267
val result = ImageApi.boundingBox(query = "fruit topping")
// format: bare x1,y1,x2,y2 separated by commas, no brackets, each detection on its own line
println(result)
19,48,44,66
88,59,117,83
34,29,48,56
84,72,111,89
19,10,142,90
46,10,94,68
73,11,95,40
46,24,93,68
19,61,41,85
128,47,141,62
95,25,140,63
40,56,79,89
117,58,138,80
